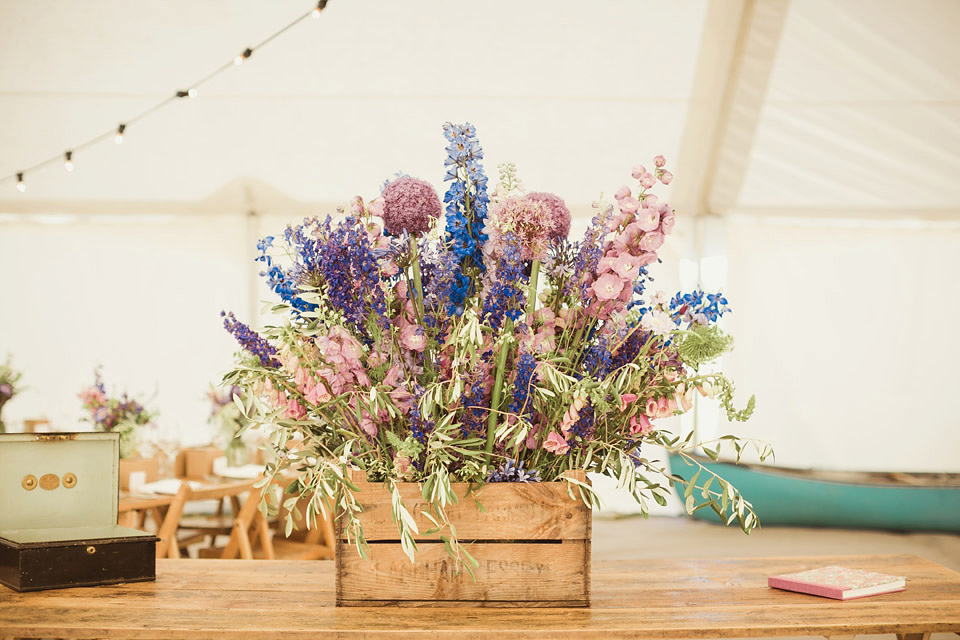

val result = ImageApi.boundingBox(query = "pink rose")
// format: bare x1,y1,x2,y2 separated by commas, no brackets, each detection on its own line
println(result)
544,431,570,455
629,413,653,435
590,272,625,301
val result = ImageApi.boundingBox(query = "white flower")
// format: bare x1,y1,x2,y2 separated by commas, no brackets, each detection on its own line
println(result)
641,309,676,336
649,290,669,307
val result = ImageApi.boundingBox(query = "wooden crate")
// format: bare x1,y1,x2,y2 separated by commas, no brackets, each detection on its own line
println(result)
335,469,591,607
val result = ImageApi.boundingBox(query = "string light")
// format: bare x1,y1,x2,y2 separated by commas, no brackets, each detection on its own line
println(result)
234,48,253,66
2,1,333,192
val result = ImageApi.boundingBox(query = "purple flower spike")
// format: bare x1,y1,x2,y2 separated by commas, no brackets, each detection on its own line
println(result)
381,176,442,237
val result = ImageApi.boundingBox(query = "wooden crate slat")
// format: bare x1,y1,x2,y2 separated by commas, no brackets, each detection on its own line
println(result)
337,540,590,606
343,471,591,541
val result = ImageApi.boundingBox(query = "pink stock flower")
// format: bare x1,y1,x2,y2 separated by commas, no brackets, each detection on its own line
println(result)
591,272,625,301
653,155,666,168
618,196,640,215
639,231,665,252
400,324,427,352
629,413,653,435
659,210,676,234
637,208,661,232
381,176,442,237
544,431,570,455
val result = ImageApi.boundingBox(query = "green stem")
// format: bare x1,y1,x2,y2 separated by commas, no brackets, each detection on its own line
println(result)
525,259,540,320
484,321,513,462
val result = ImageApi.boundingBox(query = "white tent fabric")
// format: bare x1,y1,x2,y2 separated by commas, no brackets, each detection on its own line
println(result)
1,0,959,480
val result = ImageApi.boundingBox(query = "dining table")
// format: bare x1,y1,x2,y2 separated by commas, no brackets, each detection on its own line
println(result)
1,553,958,638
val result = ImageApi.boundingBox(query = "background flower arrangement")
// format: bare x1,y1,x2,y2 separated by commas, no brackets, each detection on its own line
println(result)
208,384,257,466
0,356,23,433
78,370,155,459
221,122,768,566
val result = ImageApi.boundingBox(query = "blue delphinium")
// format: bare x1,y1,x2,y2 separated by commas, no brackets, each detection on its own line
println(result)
221,311,279,368
487,458,540,483
315,215,387,332
442,122,489,314
669,289,730,327
508,352,537,424
481,234,527,330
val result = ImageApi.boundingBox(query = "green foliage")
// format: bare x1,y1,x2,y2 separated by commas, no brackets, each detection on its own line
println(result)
676,324,734,370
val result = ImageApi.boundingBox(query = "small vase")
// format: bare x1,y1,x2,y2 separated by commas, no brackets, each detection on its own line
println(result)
226,439,248,467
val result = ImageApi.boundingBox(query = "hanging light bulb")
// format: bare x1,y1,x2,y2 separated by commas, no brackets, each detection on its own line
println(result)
312,1,327,18
64,151,74,172
16,172,25,192
187,88,197,98
234,48,253,65
115,123,126,144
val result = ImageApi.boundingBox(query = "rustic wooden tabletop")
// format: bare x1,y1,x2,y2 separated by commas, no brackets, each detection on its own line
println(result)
1,554,958,639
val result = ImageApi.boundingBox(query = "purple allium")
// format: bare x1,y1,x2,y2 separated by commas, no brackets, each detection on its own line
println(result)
523,192,571,241
489,196,553,261
381,177,442,237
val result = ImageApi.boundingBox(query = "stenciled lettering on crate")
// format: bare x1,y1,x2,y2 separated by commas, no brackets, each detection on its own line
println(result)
335,469,591,607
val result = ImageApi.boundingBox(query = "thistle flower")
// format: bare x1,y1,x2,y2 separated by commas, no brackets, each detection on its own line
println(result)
381,177,442,237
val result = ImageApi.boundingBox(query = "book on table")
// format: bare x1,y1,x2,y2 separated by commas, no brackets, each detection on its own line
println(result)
768,566,906,600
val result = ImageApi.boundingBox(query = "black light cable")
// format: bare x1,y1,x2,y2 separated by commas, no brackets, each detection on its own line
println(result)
1,1,331,191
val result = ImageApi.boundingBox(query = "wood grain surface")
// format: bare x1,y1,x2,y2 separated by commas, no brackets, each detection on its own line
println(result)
1,554,958,638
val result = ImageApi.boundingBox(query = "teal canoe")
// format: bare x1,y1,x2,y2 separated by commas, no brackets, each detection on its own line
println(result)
668,453,960,533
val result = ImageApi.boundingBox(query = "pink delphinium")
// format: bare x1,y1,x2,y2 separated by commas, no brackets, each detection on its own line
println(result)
380,176,442,237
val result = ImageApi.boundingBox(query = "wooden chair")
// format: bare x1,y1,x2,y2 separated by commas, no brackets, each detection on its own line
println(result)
153,478,259,559
201,484,335,560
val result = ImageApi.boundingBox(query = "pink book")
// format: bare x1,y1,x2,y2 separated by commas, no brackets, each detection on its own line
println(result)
768,566,906,600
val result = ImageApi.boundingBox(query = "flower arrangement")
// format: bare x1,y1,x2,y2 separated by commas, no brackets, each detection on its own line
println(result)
208,384,253,466
222,122,767,567
0,356,23,434
78,370,155,459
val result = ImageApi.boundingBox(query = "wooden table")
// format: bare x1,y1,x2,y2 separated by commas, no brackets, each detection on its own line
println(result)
1,554,958,639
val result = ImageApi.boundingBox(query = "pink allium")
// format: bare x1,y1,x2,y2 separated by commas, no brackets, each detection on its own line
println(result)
381,176,442,237
489,196,552,261
544,431,570,455
523,192,571,240
654,155,666,168
659,170,673,185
